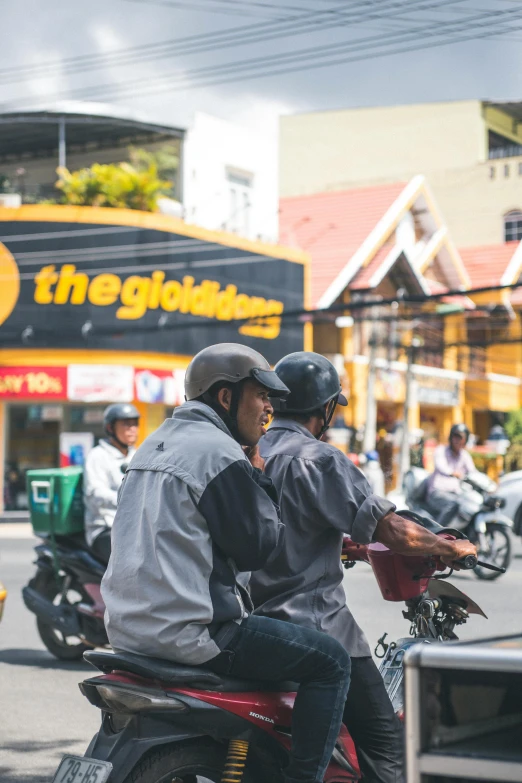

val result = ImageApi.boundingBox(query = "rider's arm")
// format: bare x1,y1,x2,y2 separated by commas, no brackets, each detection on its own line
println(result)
84,449,119,508
463,449,475,476
197,458,284,572
374,510,477,567
308,450,395,544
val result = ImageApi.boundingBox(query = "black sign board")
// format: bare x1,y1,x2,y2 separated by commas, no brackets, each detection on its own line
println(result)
0,214,306,364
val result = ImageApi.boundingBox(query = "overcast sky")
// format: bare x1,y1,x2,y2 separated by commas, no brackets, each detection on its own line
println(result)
2,0,522,136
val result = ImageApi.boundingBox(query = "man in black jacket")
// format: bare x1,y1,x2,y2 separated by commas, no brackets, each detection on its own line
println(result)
250,351,477,783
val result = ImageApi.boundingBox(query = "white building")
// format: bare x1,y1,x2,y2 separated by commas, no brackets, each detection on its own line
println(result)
0,104,279,243
182,112,278,243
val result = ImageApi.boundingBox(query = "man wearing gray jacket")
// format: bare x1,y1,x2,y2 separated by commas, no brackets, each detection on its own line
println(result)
102,343,353,783
250,352,477,783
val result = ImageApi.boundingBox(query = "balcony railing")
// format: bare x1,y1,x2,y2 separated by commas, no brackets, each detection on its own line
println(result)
489,144,522,160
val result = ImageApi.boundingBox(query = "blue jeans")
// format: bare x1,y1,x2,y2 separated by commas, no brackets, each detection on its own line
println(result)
204,614,351,783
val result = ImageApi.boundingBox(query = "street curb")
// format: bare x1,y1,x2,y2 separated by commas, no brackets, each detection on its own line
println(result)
0,522,35,539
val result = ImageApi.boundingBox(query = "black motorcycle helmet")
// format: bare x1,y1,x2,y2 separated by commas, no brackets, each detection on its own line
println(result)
271,351,347,439
103,403,140,450
449,423,470,445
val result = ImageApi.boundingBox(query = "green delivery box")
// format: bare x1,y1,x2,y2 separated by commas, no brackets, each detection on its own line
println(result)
26,467,85,536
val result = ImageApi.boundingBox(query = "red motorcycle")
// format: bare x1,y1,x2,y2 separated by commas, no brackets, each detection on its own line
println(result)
51,533,500,783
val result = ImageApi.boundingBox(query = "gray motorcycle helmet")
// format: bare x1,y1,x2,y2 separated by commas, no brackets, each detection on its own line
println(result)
103,403,140,444
185,343,289,401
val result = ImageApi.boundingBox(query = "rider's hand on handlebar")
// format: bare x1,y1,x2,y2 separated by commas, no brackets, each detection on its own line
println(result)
440,539,478,570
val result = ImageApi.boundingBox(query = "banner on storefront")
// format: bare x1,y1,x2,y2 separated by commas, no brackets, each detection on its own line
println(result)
67,364,135,403
0,366,67,398
134,368,185,405
375,368,405,402
0,211,306,363
416,375,460,407
59,431,94,467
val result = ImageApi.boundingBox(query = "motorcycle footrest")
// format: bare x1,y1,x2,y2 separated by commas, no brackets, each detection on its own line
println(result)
22,586,81,636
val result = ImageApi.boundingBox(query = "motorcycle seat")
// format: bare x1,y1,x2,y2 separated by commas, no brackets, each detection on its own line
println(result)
84,650,297,692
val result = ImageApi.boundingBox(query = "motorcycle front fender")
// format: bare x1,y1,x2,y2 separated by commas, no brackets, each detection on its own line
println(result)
474,511,513,533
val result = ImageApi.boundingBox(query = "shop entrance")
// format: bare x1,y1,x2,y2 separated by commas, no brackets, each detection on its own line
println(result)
4,403,107,511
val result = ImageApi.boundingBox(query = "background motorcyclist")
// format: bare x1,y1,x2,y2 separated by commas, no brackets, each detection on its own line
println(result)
101,343,353,783
426,423,475,527
83,402,140,564
249,351,477,783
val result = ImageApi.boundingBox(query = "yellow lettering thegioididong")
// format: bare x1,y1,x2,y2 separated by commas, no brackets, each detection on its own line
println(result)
33,265,284,338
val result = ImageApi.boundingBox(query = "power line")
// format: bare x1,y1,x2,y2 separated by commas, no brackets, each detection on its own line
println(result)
10,0,507,106
48,4,522,105
0,0,429,85
115,0,281,18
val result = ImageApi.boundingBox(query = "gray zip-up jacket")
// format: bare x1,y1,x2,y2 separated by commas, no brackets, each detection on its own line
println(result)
250,419,394,657
101,402,284,665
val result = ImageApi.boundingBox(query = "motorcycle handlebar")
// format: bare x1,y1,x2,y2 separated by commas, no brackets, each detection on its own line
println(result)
454,555,506,573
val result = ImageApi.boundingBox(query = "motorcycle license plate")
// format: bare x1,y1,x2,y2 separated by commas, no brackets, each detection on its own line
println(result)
52,755,112,783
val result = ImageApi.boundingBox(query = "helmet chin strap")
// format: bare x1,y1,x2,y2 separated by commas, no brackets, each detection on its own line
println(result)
202,383,243,443
316,397,339,440
106,427,129,454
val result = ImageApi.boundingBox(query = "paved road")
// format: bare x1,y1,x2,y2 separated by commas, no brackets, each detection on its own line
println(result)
1,528,521,781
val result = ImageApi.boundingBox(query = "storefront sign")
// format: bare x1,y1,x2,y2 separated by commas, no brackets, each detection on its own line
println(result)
375,368,405,402
0,366,67,398
0,212,305,363
416,375,460,407
60,431,94,467
68,364,134,403
134,368,185,405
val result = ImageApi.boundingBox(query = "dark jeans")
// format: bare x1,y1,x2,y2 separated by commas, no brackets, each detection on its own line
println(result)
344,657,404,783
427,490,460,528
204,614,351,783
91,528,111,565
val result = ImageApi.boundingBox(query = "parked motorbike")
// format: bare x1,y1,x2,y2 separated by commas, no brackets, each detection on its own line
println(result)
22,532,108,660
403,468,513,580
50,530,500,783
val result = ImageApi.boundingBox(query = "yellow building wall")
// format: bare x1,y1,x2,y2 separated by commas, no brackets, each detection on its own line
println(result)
280,100,485,198
280,100,522,246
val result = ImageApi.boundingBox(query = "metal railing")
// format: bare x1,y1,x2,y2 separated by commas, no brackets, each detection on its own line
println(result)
489,144,522,160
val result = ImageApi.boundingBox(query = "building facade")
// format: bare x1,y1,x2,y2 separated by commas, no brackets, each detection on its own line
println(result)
280,177,522,487
280,100,522,247
0,204,307,514
0,104,278,243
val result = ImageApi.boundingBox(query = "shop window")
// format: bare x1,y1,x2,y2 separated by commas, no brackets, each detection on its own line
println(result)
504,210,522,242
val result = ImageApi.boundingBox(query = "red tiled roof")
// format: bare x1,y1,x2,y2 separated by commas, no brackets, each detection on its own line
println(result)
350,243,394,290
459,243,518,288
279,182,407,305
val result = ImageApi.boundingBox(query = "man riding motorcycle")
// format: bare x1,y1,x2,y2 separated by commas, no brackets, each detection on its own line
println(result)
101,343,354,783
248,351,477,783
426,423,475,528
83,402,140,564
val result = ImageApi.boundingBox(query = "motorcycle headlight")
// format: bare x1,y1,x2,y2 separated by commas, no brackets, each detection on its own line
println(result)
484,496,506,510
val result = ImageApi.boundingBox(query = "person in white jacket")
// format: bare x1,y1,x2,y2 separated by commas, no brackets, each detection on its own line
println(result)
83,403,140,564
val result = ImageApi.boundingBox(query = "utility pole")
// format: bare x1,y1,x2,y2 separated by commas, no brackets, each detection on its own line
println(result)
362,318,378,453
398,336,420,488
